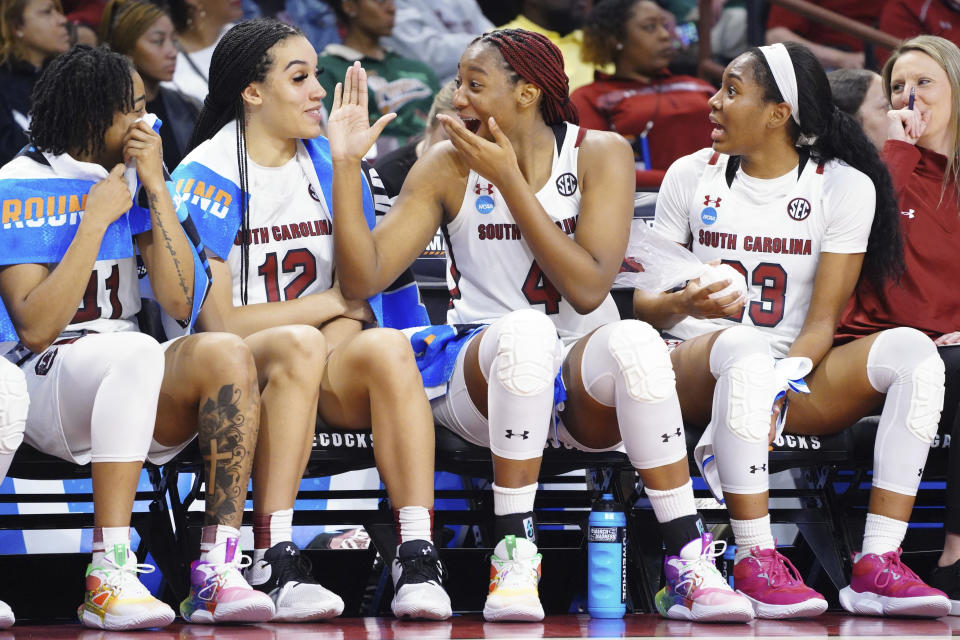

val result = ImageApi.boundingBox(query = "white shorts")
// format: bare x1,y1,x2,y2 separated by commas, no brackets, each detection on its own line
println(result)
11,331,194,466
430,332,624,456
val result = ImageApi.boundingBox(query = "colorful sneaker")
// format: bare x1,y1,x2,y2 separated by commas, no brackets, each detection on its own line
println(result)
928,559,960,616
0,599,13,629
839,549,950,617
180,538,276,623
390,539,452,620
77,545,175,630
655,533,754,622
483,535,544,622
734,546,828,618
245,541,343,621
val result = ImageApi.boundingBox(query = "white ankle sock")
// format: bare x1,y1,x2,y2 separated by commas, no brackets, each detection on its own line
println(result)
200,524,241,558
730,514,775,564
92,526,131,565
859,513,908,559
398,505,432,544
493,482,538,516
645,480,698,523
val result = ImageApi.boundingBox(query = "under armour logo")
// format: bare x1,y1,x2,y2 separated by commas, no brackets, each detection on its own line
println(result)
749,464,767,474
284,544,296,555
505,430,530,439
420,545,433,556
900,209,915,218
661,428,681,443
474,182,495,195
308,184,322,202
703,195,722,207
918,467,924,478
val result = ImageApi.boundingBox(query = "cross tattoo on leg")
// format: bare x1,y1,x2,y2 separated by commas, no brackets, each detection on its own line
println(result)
204,438,233,495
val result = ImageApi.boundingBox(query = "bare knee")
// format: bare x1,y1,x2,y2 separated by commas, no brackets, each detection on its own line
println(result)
190,332,258,390
260,325,327,388
343,328,417,382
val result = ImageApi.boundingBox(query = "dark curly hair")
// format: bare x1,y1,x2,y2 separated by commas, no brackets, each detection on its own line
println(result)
29,45,135,158
187,18,303,305
582,0,646,66
748,43,904,293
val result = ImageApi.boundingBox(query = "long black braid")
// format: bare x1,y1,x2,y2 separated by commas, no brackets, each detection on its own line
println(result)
30,45,135,158
748,43,904,296
187,18,302,305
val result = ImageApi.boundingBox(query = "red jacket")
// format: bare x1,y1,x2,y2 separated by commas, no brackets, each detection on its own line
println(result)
877,0,960,66
571,71,715,188
836,140,960,341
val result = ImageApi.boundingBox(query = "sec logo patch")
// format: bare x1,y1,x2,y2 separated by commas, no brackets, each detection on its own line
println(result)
787,197,811,221
556,172,578,196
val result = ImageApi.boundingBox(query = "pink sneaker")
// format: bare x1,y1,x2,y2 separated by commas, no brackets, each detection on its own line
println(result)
839,549,950,617
734,547,827,618
655,533,754,622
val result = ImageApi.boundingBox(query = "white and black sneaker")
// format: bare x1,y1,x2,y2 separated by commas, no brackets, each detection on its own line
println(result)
390,539,452,620
244,541,344,621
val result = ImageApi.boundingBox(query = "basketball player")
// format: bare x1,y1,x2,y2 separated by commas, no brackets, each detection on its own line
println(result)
173,19,452,621
0,46,276,629
633,42,949,618
326,29,754,623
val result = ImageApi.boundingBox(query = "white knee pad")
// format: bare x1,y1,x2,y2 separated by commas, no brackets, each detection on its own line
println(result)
0,359,28,455
867,327,945,445
480,309,562,397
710,327,777,444
608,320,676,403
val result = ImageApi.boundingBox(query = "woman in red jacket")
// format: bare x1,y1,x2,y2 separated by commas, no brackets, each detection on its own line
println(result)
836,34,960,615
572,0,715,188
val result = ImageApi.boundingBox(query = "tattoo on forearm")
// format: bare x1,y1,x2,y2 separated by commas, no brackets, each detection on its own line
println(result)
148,191,193,310
198,384,254,526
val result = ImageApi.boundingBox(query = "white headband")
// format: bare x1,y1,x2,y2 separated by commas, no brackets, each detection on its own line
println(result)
758,43,800,125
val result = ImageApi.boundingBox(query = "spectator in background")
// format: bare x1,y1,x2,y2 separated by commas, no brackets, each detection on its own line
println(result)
62,0,102,45
766,0,879,69
0,0,70,166
661,0,747,62
164,0,241,103
829,68,889,150
877,0,960,67
834,35,960,614
381,0,492,84
574,0,715,188
499,0,607,91
317,0,438,157
100,0,201,170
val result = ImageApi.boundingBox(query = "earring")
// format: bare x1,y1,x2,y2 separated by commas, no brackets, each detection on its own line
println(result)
615,42,623,50
15,31,23,37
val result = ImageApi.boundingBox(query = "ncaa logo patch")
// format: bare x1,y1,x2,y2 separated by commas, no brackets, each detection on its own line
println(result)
475,195,495,214
701,207,718,225
556,172,578,196
787,197,812,221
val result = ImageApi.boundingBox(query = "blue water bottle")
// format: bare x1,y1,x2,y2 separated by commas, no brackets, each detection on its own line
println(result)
587,493,627,618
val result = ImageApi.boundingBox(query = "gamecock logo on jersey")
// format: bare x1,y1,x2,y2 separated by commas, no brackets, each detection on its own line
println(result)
787,197,812,221
556,173,578,196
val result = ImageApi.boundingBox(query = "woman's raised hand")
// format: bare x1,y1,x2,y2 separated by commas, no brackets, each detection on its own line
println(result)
436,114,520,188
885,106,928,145
327,61,396,162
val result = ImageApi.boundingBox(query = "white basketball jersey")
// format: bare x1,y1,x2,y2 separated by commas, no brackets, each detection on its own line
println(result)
443,122,619,344
65,257,141,334
224,144,334,306
655,149,873,357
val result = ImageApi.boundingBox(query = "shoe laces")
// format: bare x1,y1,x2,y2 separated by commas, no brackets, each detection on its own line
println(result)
198,553,252,600
398,552,446,586
93,555,155,599
752,547,804,588
492,552,540,591
675,539,729,594
266,552,320,588
873,549,920,589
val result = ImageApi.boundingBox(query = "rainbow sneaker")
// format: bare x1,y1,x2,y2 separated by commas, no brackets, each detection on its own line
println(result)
734,546,827,618
656,533,754,622
180,538,275,624
0,599,13,628
77,544,175,630
483,535,544,622
839,549,950,617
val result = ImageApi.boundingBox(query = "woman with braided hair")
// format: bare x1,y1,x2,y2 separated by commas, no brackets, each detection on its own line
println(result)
173,18,453,622
329,28,753,623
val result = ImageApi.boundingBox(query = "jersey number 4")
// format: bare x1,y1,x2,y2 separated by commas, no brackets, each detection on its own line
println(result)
258,249,317,302
522,262,562,315
721,260,787,328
